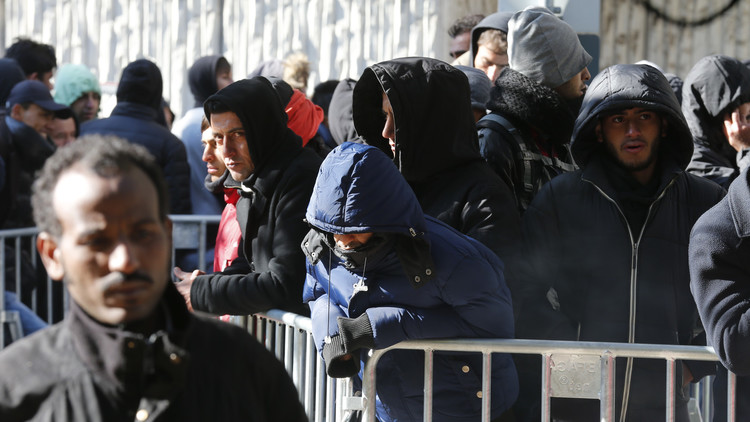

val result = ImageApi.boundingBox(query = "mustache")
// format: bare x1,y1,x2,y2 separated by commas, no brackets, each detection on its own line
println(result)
99,271,154,291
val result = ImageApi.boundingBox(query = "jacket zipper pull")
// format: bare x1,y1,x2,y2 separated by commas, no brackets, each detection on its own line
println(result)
353,278,368,293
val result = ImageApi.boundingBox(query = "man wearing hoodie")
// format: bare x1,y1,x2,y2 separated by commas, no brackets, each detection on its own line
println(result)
173,77,321,316
477,6,591,214
303,142,517,422
352,57,522,299
81,59,191,215
469,11,514,83
518,64,724,421
172,55,233,216
683,55,750,189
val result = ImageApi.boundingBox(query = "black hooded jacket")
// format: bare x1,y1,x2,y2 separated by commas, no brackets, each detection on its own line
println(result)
477,67,578,214
81,59,191,214
328,78,359,145
683,55,750,189
188,55,225,107
518,64,725,421
352,57,521,285
190,77,322,316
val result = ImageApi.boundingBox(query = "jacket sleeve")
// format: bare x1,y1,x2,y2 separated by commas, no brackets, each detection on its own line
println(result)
189,171,313,315
162,135,193,214
478,125,520,203
365,254,515,349
686,144,739,189
689,200,750,375
516,184,579,341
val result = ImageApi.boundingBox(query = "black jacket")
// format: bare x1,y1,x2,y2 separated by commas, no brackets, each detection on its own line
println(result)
190,78,322,316
689,168,750,421
351,57,521,282
683,55,750,189
519,64,725,421
0,283,307,422
81,60,191,215
478,67,578,214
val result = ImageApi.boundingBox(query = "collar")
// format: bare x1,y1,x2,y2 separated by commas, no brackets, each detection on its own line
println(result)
729,169,750,238
581,153,682,199
5,115,55,167
67,283,192,404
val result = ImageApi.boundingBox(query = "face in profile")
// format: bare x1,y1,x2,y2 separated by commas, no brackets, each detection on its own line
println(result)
38,165,172,326
554,67,591,101
381,91,396,156
48,117,77,147
201,126,225,180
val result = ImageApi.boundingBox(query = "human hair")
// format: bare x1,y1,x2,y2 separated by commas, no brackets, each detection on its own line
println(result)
448,14,485,38
204,98,232,118
477,29,508,55
5,37,56,76
283,52,310,92
200,115,210,133
32,135,168,238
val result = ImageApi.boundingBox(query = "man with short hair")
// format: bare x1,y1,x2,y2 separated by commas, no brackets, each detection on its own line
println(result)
447,13,484,66
303,142,518,422
4,37,56,90
469,12,513,82
477,6,591,214
81,59,192,215
172,55,233,217
683,54,750,189
0,80,71,228
173,77,322,316
0,135,306,421
53,63,102,123
517,64,725,421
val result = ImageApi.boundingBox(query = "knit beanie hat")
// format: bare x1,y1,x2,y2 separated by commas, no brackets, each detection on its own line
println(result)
455,65,491,110
508,6,591,89
53,64,101,106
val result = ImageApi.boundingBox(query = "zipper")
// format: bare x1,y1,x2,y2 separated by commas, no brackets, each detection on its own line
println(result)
582,176,676,422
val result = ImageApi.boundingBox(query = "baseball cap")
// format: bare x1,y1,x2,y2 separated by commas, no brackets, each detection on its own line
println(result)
6,80,72,118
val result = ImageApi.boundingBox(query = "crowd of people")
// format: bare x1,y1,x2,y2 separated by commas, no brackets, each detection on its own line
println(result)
1,4,750,421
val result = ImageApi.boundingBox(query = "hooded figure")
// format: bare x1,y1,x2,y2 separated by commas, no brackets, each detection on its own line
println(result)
517,64,725,421
172,55,232,217
52,63,102,122
81,59,191,214
352,57,521,289
469,11,513,68
184,77,322,316
266,76,328,156
328,78,359,145
302,142,518,422
683,55,750,189
0,58,26,117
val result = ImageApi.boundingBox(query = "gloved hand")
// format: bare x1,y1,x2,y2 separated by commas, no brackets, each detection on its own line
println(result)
322,313,375,378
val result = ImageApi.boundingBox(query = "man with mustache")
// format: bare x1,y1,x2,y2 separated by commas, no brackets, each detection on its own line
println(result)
515,64,725,421
477,6,591,214
0,135,306,421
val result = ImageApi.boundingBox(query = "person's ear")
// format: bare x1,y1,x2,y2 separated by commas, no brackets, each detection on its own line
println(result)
28,72,39,81
595,122,603,143
37,232,64,281
9,103,23,120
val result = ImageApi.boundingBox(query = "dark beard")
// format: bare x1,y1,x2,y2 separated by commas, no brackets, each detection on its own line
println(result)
565,94,585,116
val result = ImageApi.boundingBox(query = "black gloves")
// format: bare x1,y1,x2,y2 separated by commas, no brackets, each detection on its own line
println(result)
322,313,375,378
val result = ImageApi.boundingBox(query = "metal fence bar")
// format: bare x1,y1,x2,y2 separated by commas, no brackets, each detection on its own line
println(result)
728,371,736,422
423,348,433,422
541,354,552,422
666,358,676,422
601,353,615,422
481,351,492,422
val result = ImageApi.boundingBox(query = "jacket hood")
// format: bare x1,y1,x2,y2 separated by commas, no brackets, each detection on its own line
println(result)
470,12,513,65
682,55,750,155
204,77,301,176
305,142,434,285
0,58,26,109
352,57,482,182
328,78,359,145
267,76,324,146
189,55,227,107
53,64,101,107
116,59,163,112
572,64,693,169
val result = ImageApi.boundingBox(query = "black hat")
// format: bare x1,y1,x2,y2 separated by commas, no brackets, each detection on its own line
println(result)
6,80,71,118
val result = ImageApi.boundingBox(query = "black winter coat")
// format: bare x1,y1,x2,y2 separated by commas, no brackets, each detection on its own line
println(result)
81,102,192,215
519,64,725,421
683,55,750,189
351,57,522,292
689,168,750,421
0,283,307,422
190,78,321,316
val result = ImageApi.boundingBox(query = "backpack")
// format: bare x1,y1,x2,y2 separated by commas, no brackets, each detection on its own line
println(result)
477,113,576,212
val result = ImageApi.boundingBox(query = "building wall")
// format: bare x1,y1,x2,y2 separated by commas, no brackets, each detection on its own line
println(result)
2,0,748,117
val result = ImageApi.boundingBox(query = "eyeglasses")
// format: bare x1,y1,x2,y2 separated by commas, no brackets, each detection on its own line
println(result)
449,50,467,59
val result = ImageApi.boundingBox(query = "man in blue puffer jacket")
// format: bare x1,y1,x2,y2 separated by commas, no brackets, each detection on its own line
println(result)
302,142,518,422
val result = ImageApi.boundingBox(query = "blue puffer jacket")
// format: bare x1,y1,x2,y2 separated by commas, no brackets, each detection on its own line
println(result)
302,142,518,422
